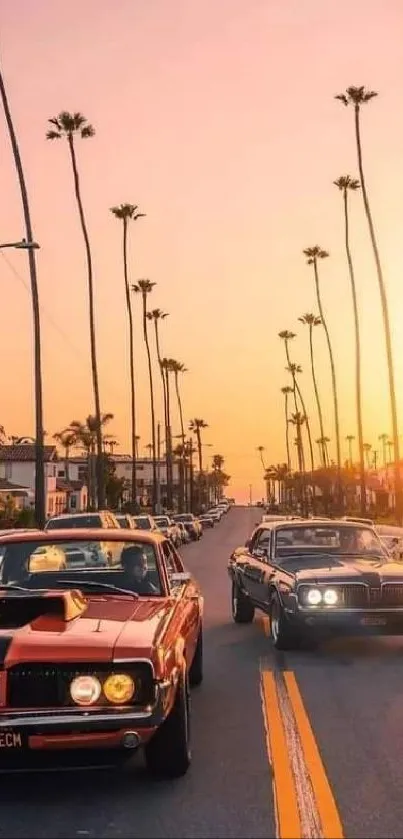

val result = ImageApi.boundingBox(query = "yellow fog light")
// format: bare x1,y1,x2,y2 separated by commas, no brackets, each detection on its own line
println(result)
103,673,135,704
70,675,101,706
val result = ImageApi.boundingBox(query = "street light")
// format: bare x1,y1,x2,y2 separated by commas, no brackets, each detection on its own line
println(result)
0,239,40,250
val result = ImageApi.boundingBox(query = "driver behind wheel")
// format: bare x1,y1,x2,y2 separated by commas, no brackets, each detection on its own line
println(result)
120,545,159,595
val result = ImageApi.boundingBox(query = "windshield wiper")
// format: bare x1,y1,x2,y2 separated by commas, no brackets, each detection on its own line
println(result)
58,579,139,598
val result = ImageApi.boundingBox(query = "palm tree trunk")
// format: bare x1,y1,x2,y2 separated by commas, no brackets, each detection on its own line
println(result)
154,322,169,505
164,368,173,509
354,105,402,521
67,134,104,509
309,324,326,466
174,371,186,512
284,391,291,471
64,446,70,483
122,217,137,507
0,68,45,527
343,188,366,514
142,295,157,513
313,259,342,511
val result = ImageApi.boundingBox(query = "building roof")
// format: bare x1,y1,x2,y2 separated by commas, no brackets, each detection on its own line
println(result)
0,445,57,462
0,479,31,495
56,479,86,492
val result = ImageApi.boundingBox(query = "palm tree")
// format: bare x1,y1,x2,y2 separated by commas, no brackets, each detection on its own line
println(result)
170,359,188,511
303,246,342,510
278,331,315,477
257,446,266,470
147,310,170,507
110,204,145,507
69,413,113,508
1,66,45,526
281,386,293,471
161,357,175,508
363,442,372,470
53,428,77,482
334,175,366,514
189,419,208,473
289,412,307,512
47,111,104,508
336,86,402,521
378,433,388,467
346,435,355,467
132,280,157,512
135,435,140,458
298,313,327,467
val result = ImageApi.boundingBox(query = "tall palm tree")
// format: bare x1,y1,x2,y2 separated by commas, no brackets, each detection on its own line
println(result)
278,331,315,473
257,446,266,470
69,413,113,508
336,86,402,521
334,175,366,514
170,360,188,511
363,442,372,470
189,419,208,473
289,412,307,512
298,314,327,466
110,203,145,506
147,311,169,438
47,111,104,508
53,428,77,482
281,386,293,471
303,247,342,509
0,66,45,526
378,433,388,466
161,357,175,508
346,434,355,467
132,280,157,512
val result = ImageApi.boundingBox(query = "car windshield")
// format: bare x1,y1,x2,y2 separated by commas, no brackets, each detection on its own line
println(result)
174,515,193,522
274,525,385,559
155,517,169,526
46,515,102,530
116,515,130,528
133,517,151,530
0,538,163,596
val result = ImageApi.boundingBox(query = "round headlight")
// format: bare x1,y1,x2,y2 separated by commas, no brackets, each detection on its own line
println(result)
306,588,322,605
70,675,101,706
103,673,135,704
323,588,338,605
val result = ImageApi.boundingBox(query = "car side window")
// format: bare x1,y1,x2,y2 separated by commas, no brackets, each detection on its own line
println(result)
161,540,177,577
256,530,271,553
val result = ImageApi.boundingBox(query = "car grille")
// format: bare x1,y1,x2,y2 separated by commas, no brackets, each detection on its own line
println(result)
6,661,155,709
380,584,403,607
339,584,368,608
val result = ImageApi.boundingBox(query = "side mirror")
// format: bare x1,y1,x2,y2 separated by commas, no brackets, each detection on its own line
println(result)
245,539,251,549
170,571,191,585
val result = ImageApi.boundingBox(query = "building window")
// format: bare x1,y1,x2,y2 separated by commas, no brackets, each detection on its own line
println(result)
70,495,77,509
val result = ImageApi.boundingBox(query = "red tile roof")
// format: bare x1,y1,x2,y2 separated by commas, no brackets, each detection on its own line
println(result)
0,479,30,494
56,479,85,492
0,445,57,462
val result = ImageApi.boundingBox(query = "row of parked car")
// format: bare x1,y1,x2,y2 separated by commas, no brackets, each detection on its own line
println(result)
41,498,233,550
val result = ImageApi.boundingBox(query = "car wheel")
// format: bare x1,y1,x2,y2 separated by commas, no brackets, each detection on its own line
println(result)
270,592,299,651
189,626,203,687
231,579,255,623
145,667,191,778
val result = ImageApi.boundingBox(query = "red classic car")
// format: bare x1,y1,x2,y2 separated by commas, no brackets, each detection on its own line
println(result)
0,527,203,777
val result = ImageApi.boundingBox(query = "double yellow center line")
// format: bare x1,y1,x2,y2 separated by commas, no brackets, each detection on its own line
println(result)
260,666,344,839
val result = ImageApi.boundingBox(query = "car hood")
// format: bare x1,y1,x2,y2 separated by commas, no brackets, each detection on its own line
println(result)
292,554,403,585
0,591,174,668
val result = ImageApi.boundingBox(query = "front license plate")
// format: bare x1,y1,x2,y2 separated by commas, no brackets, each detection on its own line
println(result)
361,616,387,626
0,730,24,749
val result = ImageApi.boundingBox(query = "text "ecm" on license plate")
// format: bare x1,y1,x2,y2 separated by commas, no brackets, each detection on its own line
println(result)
0,731,22,748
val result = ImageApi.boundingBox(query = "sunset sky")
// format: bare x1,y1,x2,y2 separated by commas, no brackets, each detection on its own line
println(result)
1,0,403,502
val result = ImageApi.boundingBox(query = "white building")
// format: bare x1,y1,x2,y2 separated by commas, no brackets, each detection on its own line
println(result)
0,444,87,518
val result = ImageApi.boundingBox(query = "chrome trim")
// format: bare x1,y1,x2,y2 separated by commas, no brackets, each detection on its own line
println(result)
0,709,154,726
298,606,403,613
112,657,156,677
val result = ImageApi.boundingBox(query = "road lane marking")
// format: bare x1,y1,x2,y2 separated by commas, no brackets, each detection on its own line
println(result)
284,672,344,839
260,669,302,839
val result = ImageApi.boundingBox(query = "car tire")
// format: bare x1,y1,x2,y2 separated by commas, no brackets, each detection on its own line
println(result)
189,626,203,687
231,579,255,623
145,667,191,778
270,592,299,651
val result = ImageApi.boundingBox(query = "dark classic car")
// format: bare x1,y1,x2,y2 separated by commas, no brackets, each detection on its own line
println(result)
0,528,203,776
227,518,403,650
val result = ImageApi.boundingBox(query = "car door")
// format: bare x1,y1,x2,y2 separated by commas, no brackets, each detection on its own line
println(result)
246,529,274,603
161,539,200,662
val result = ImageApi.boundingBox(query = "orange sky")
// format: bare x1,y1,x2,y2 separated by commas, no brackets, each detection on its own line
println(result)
1,0,403,502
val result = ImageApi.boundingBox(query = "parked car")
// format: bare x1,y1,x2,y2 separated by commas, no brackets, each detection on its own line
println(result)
176,521,191,543
228,518,397,650
198,515,214,529
116,513,136,529
0,527,204,776
132,515,160,532
45,512,122,566
172,514,202,541
154,516,182,547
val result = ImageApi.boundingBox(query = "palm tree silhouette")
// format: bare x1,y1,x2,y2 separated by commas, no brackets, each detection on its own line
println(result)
298,313,327,466
110,203,145,506
47,111,104,508
281,386,293,471
132,280,157,512
336,86,402,521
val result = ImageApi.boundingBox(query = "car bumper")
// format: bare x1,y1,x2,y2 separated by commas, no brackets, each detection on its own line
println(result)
292,608,403,635
0,679,173,758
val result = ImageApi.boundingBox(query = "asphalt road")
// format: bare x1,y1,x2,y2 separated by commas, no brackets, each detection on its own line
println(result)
1,506,403,838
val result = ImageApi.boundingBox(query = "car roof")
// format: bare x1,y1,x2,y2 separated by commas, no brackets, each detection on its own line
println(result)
0,528,166,545
255,518,374,532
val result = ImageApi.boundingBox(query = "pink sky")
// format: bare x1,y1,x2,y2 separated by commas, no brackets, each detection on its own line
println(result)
1,0,403,501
